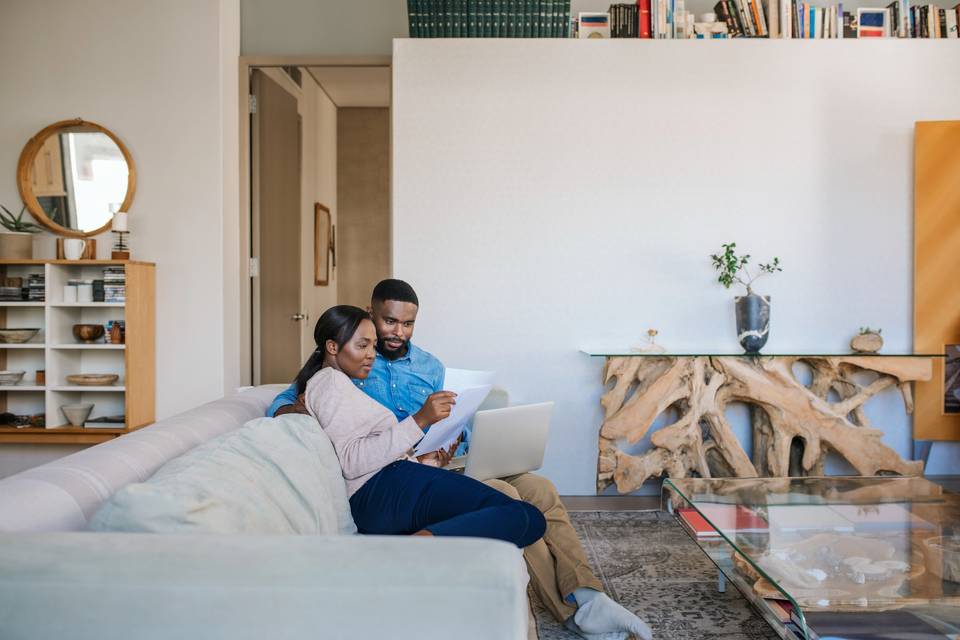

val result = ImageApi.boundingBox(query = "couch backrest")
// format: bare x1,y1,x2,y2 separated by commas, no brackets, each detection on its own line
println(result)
0,386,285,533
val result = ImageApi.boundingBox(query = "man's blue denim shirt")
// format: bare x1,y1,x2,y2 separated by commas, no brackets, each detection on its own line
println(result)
266,342,445,422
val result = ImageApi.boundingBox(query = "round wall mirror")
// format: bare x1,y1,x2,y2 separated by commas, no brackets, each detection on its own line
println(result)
16,118,135,238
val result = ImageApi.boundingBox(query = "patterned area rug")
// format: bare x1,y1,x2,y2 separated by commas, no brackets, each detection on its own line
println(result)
532,511,779,640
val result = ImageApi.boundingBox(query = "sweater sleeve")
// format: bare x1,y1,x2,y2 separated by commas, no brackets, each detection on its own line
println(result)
305,370,424,480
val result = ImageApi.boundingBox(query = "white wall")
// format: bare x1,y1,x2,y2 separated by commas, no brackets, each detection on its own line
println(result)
394,39,960,495
241,0,408,56
0,0,240,476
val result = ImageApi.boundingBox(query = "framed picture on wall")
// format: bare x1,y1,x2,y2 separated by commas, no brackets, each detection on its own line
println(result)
315,203,331,286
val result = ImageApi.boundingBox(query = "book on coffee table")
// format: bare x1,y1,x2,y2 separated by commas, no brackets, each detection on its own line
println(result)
677,504,768,539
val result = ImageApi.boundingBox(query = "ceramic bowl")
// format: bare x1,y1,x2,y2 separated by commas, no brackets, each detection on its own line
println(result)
72,324,105,343
0,328,40,344
66,373,119,387
0,370,25,385
60,403,94,427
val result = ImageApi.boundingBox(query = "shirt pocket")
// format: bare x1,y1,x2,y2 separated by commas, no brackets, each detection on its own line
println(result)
406,384,432,412
357,377,386,399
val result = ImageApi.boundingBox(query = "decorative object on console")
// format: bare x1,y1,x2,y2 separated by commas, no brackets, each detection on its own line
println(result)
105,320,125,344
851,327,883,353
0,328,40,344
595,353,930,494
710,242,781,354
35,369,45,386
84,414,126,429
66,374,119,387
72,324,105,343
111,210,130,260
857,7,890,36
60,403,94,427
17,118,135,239
631,328,666,353
0,370,26,385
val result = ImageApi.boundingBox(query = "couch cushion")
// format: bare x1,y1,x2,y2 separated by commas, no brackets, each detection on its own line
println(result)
89,414,356,535
0,385,286,533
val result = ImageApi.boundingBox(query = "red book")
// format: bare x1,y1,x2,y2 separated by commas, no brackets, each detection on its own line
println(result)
677,505,768,538
638,0,653,37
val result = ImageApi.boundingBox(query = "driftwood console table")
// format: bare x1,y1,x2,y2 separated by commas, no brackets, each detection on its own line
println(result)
584,351,939,494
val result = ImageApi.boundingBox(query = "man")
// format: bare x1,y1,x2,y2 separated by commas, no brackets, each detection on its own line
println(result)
268,280,652,640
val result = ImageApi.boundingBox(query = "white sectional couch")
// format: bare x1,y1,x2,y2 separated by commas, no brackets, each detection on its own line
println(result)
0,386,529,640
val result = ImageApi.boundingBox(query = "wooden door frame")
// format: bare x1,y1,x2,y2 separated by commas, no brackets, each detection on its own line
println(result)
238,56,391,386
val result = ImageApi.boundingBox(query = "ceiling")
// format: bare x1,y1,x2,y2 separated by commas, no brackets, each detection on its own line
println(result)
307,66,391,108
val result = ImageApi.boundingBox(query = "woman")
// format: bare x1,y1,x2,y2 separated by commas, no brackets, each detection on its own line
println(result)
295,305,545,548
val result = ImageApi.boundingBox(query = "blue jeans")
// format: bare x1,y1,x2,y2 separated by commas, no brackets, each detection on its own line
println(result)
349,460,546,548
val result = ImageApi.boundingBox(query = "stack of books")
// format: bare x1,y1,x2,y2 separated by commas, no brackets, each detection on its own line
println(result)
407,0,572,37
103,267,125,303
27,274,45,302
676,504,769,539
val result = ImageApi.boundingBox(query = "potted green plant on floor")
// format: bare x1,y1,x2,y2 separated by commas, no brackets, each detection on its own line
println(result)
0,205,42,259
710,242,782,354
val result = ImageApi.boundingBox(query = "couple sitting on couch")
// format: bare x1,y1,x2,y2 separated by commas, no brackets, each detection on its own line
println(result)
269,279,652,640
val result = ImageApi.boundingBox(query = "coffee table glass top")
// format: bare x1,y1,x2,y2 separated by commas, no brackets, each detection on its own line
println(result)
580,349,945,357
663,476,960,640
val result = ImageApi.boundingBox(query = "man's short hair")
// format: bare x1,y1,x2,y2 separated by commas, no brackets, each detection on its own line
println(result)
372,279,419,306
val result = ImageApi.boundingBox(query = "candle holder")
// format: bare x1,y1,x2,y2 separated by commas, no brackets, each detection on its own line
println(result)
111,230,130,260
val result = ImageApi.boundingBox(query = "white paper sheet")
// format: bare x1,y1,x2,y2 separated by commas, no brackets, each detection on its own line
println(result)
442,369,495,394
413,384,492,455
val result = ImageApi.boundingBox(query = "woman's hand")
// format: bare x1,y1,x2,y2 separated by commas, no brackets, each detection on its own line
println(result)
417,446,453,468
412,391,457,429
275,394,308,417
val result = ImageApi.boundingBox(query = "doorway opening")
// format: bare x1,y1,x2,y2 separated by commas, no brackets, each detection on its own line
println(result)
240,58,392,386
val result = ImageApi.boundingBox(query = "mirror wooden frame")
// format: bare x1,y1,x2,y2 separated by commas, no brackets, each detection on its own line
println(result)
16,118,136,238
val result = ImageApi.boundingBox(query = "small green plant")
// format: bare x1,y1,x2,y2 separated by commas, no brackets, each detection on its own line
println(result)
0,205,42,233
710,242,782,295
859,326,882,335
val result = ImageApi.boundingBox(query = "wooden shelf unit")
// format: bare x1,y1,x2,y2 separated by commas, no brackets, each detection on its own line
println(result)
0,260,155,444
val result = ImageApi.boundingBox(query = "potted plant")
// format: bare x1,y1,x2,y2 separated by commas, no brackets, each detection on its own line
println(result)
0,205,42,259
710,242,782,353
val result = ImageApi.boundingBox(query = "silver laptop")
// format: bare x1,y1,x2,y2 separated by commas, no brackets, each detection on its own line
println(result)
445,402,553,482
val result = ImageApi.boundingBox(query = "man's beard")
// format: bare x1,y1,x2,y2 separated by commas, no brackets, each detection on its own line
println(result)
377,337,408,360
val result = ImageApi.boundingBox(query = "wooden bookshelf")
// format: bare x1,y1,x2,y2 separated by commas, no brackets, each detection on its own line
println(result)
0,260,155,444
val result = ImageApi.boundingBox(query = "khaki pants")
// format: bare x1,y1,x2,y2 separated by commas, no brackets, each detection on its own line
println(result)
485,473,604,622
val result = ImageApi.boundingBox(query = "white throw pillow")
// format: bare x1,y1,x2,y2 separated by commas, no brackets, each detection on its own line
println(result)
89,414,357,535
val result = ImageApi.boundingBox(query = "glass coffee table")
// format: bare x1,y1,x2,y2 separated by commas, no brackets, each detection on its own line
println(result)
662,476,960,639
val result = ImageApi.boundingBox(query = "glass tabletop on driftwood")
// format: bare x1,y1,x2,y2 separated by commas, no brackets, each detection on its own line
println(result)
663,476,960,640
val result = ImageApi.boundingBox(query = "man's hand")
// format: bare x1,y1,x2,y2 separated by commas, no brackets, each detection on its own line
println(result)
274,394,308,417
412,391,457,429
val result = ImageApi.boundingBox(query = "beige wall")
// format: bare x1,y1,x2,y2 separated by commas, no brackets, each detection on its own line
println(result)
301,75,339,360
336,109,390,309
0,0,239,477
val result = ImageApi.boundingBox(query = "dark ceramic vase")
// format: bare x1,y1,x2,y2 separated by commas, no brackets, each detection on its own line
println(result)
735,294,770,354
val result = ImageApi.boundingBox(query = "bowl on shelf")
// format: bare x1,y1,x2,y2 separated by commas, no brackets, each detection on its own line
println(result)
60,403,94,428
0,328,40,344
0,370,25,385
72,324,105,344
65,373,119,387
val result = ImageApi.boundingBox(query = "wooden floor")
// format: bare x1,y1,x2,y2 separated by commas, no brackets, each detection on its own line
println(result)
561,475,960,512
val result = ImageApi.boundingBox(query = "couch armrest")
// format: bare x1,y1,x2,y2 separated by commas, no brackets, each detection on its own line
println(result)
0,532,527,640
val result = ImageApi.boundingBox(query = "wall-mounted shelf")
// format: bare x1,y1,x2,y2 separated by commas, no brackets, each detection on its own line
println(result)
0,260,155,445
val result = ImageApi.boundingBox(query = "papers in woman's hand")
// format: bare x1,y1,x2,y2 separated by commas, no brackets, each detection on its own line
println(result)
414,384,492,455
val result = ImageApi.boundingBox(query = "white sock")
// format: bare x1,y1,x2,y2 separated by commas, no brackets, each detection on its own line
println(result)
564,617,629,640
573,588,653,640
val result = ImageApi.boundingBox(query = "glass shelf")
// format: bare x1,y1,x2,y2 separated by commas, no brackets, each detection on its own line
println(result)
663,476,960,640
581,349,945,358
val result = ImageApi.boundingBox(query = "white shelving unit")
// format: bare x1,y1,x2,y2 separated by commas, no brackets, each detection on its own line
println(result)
0,260,155,444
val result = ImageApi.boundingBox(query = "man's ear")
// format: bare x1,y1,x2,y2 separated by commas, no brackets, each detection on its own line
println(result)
365,305,373,315
325,339,339,357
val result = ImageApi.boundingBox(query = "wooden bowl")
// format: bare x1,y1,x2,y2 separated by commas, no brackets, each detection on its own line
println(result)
72,324,105,343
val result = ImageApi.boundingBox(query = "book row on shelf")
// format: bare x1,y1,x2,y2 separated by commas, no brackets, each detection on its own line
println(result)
407,0,572,37
601,0,959,37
